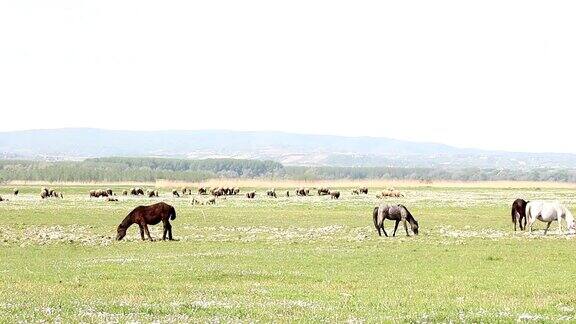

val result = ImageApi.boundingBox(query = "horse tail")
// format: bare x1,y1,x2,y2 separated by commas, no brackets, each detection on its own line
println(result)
511,202,517,224
372,206,379,229
170,206,177,220
524,203,531,223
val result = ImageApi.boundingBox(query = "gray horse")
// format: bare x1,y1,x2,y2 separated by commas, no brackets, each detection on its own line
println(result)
372,204,419,237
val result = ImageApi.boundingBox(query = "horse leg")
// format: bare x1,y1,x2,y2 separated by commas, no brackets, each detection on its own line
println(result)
139,224,145,240
143,224,153,241
393,220,400,237
543,222,552,235
163,220,173,240
380,220,388,237
558,217,563,234
513,212,518,231
527,215,535,233
403,219,410,236
381,221,388,237
162,222,168,240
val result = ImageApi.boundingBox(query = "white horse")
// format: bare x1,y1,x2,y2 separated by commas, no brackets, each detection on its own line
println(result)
525,201,576,235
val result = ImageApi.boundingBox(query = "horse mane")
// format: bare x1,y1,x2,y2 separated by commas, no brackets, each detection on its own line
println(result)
398,204,417,225
119,208,138,229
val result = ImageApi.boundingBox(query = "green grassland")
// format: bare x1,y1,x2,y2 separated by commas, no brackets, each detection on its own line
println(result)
1,184,576,322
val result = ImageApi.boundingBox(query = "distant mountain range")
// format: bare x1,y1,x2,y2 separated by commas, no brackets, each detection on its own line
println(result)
1,128,576,169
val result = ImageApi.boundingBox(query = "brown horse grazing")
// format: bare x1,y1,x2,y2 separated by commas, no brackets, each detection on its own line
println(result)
116,202,176,241
511,198,529,231
373,204,419,237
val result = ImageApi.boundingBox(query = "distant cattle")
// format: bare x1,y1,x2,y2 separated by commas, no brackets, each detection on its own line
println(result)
246,191,256,199
0,195,5,202
379,188,404,198
359,187,368,194
296,188,310,196
13,188,19,196
317,188,331,196
42,187,62,199
172,190,180,198
106,197,119,202
330,191,341,199
286,190,290,197
206,197,217,205
351,189,360,195
266,189,277,198
90,189,109,198
198,187,208,195
122,190,128,196
211,187,225,197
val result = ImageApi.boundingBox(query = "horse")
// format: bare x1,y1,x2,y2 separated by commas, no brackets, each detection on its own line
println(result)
373,204,419,237
511,198,529,231
116,202,176,241
526,201,576,235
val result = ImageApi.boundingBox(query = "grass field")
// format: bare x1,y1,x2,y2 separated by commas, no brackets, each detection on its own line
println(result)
1,183,576,322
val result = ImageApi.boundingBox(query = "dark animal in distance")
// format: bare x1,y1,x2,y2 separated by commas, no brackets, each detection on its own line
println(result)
351,189,360,195
172,190,180,198
373,204,419,237
13,188,19,196
198,187,208,195
0,195,6,202
41,187,62,199
296,188,309,196
511,198,529,231
330,191,340,199
359,187,368,194
266,189,277,198
317,188,331,196
116,202,176,241
246,191,256,199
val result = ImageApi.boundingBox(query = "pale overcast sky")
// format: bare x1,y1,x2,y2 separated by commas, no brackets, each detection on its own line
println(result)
0,1,575,153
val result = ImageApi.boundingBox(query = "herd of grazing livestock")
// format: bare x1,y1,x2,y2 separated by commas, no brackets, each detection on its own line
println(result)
0,185,398,204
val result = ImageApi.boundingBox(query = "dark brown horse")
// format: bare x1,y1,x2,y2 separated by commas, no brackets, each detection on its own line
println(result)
511,198,529,231
373,204,419,237
116,202,176,241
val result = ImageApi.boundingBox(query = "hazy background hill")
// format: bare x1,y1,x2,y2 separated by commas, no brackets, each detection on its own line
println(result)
1,128,576,169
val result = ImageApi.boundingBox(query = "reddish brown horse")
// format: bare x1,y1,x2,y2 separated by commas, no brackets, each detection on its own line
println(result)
116,202,176,241
511,198,529,231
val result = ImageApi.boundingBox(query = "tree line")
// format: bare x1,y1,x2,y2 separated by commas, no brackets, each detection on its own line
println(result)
0,157,576,183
